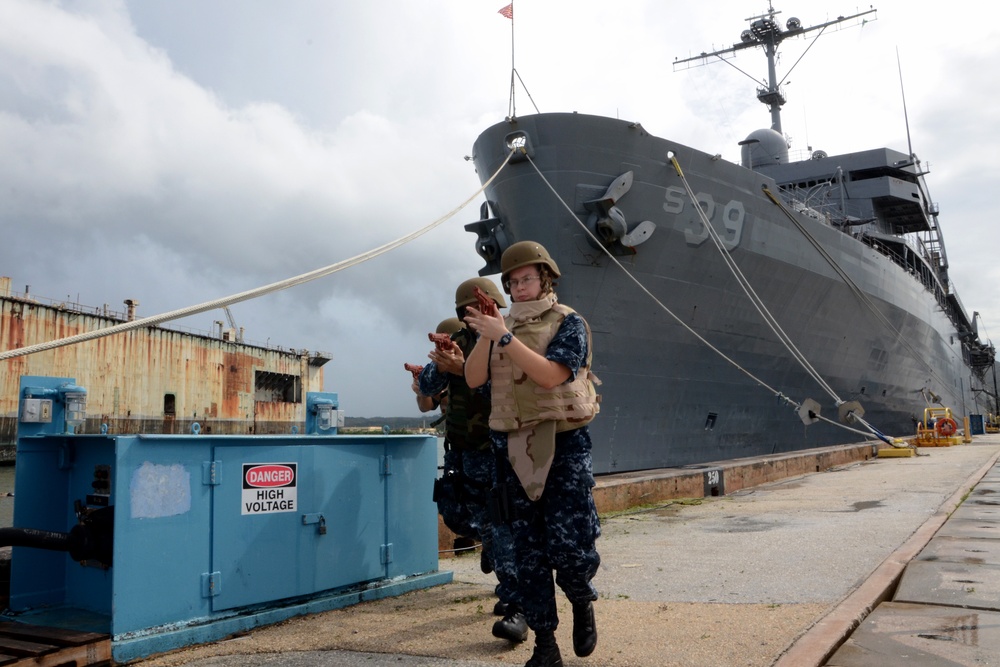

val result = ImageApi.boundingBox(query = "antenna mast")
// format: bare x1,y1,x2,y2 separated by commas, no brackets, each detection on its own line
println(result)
674,3,877,134
897,47,914,160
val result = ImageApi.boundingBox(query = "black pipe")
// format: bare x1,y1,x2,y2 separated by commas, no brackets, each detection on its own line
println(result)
0,527,70,552
0,505,114,567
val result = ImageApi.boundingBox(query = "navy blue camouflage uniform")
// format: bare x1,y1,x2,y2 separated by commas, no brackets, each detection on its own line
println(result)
419,330,518,609
491,313,601,633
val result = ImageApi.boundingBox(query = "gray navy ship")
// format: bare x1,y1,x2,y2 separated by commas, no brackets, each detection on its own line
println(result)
465,4,996,474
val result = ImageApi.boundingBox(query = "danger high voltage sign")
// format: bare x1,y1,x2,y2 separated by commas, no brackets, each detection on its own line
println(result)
242,462,298,515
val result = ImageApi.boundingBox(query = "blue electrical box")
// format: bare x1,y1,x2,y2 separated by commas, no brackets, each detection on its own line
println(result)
9,376,449,663
970,414,986,435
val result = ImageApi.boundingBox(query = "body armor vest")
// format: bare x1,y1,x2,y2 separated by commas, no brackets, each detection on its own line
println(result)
488,297,600,434
444,328,492,451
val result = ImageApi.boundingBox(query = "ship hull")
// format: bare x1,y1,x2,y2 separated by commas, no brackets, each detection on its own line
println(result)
471,113,987,473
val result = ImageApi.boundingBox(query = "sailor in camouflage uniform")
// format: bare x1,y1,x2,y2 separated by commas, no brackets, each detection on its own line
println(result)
465,241,602,667
411,317,462,414
417,278,528,643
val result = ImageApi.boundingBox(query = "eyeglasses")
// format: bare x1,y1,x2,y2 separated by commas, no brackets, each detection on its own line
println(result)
504,275,539,290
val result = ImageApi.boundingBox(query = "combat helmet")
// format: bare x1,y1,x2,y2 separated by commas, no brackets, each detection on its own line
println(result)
436,317,464,335
455,277,508,310
500,241,561,286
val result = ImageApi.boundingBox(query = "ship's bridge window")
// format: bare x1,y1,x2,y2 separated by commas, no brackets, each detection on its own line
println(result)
849,166,917,184
792,177,836,189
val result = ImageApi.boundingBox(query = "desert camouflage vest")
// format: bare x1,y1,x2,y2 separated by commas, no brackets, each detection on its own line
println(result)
443,328,492,452
488,296,600,434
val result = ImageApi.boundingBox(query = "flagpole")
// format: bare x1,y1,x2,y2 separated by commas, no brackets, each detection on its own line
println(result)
498,3,534,118
509,2,516,119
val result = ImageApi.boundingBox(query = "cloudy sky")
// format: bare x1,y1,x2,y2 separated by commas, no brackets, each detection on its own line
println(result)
2,0,998,417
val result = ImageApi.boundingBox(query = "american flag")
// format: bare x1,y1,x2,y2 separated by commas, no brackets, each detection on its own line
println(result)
497,3,513,19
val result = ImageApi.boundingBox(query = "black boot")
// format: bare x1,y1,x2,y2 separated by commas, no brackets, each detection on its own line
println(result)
572,600,597,657
480,538,494,574
525,629,562,667
492,607,528,643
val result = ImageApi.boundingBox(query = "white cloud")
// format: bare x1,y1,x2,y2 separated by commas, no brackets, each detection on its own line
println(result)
2,0,999,416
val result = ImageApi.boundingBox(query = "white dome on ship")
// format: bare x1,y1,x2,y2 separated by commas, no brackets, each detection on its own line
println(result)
740,128,788,168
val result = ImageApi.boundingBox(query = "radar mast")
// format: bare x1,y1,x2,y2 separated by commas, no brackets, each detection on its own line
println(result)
674,3,877,134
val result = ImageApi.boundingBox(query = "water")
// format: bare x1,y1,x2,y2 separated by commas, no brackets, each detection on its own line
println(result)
0,465,13,528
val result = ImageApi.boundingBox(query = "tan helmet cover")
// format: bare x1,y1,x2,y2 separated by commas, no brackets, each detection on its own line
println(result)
455,277,508,310
500,241,561,285
435,317,464,335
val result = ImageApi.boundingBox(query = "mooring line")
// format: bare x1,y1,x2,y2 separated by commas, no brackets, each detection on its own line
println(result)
0,150,517,362
520,151,882,442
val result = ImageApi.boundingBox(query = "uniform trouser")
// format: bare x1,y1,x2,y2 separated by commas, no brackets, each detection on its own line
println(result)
437,448,489,539
437,448,518,607
493,427,601,632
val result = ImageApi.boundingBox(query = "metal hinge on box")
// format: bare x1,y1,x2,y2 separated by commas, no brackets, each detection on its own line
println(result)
202,461,221,486
201,571,222,598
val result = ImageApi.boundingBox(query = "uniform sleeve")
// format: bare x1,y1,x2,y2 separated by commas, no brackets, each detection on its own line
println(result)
544,313,588,382
418,362,449,396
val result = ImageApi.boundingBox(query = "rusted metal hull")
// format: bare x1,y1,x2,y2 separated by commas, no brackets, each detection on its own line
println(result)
0,287,329,447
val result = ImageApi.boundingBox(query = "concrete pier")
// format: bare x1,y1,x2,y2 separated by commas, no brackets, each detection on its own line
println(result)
85,436,1000,665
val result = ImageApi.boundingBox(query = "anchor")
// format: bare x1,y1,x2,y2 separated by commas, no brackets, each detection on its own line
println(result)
583,171,656,249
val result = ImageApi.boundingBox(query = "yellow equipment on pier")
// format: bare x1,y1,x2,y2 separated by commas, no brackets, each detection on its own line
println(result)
986,413,1000,434
913,407,964,447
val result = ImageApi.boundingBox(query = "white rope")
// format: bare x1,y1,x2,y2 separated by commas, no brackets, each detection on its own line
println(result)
0,150,516,362
761,186,958,401
671,157,904,444
670,156,843,404
522,151,889,444
521,157,790,404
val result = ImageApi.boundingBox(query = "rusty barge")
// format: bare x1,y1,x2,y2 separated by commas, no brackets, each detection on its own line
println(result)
0,276,330,456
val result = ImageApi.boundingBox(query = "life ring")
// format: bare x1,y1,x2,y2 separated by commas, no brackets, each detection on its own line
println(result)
936,417,958,437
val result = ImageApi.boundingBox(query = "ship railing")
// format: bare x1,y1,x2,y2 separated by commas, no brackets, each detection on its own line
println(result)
1,286,295,355
774,191,954,313
1,287,128,320
776,188,839,227
778,186,886,233
137,320,296,353
909,234,933,264
779,183,835,217
947,289,972,327
857,232,949,309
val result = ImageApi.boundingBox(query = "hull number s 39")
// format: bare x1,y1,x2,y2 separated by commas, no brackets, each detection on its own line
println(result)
664,186,746,250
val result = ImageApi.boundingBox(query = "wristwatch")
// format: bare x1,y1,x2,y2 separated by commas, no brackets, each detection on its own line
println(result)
498,332,513,347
